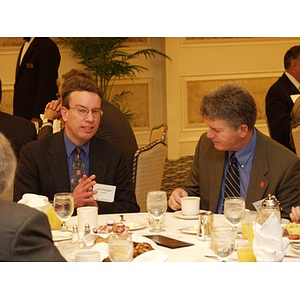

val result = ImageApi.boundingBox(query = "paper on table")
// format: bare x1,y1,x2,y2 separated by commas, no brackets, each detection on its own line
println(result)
252,213,290,262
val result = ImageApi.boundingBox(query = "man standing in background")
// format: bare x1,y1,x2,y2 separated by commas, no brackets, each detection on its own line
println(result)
265,45,300,153
13,37,60,126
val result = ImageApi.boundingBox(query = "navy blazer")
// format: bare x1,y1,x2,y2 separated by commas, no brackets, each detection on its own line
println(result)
14,131,139,214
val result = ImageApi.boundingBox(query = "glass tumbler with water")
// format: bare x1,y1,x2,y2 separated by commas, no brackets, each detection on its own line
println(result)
147,191,167,233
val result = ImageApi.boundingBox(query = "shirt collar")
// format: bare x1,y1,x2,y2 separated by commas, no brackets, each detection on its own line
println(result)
285,71,300,90
228,128,257,168
63,130,90,157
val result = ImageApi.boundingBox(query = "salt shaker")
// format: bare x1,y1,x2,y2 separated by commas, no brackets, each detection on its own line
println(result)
71,225,80,244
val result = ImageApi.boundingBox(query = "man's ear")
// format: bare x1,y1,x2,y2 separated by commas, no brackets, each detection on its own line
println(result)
239,124,249,138
61,106,68,122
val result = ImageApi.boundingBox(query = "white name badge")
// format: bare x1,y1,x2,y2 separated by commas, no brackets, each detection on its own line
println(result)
93,183,116,203
290,94,300,104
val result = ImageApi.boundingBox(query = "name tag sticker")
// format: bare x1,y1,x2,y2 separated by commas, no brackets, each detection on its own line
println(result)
93,183,116,203
290,94,300,103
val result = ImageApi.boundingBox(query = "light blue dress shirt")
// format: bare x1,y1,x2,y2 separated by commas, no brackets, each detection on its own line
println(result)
217,128,257,213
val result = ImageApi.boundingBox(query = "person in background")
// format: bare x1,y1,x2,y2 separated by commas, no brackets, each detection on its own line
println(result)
168,83,300,219
39,68,138,171
0,133,65,261
13,38,60,127
14,74,139,213
265,45,300,153
0,79,37,158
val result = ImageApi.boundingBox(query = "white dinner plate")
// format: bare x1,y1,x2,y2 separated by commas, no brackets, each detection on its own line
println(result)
125,222,147,231
51,230,72,242
90,233,159,262
174,210,204,220
180,224,198,234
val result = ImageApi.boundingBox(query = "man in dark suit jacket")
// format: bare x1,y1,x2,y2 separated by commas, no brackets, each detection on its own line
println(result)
0,111,36,158
265,46,300,152
168,83,300,219
0,80,36,158
14,38,60,125
0,133,65,262
14,75,139,214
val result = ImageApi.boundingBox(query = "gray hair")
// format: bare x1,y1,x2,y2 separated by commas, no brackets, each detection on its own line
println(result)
0,133,17,195
200,83,257,130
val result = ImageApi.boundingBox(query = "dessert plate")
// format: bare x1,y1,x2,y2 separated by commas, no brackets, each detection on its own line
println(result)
180,224,198,234
174,210,204,220
51,230,72,242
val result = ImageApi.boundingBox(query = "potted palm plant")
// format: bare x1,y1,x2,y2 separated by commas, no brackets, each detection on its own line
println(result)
60,37,170,120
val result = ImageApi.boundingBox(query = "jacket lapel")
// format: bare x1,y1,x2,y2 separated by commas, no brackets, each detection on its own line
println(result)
246,131,269,208
46,132,70,191
209,149,226,212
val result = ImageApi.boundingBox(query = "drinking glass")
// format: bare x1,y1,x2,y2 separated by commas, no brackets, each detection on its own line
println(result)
224,197,245,230
147,191,167,233
108,233,133,262
211,225,235,262
53,192,74,231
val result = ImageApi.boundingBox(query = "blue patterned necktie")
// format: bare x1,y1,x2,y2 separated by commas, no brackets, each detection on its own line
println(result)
224,152,240,198
70,147,86,192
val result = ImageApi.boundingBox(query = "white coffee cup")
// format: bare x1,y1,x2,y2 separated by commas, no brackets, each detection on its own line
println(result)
74,250,101,262
77,206,98,232
181,196,200,216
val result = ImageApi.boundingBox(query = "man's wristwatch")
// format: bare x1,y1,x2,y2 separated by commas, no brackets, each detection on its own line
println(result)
42,118,53,124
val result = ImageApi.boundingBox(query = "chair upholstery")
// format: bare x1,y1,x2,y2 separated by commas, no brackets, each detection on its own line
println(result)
149,123,168,143
292,125,300,157
1,184,13,201
132,140,168,212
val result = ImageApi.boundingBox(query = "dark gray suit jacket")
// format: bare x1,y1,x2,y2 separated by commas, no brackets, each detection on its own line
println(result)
0,200,65,261
265,73,299,152
0,111,37,158
14,131,139,214
183,130,300,219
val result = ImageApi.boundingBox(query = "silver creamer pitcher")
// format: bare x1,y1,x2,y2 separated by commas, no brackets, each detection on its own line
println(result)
258,194,281,224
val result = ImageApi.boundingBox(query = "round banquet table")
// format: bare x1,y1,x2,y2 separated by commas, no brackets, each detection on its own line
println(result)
54,212,299,262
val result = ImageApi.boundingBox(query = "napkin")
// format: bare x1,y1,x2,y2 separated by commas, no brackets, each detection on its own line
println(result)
18,193,50,213
252,213,290,262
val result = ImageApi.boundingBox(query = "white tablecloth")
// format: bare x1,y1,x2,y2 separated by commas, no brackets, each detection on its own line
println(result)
55,212,298,262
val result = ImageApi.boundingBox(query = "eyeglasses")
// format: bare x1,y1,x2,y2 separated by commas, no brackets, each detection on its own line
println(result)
69,107,104,118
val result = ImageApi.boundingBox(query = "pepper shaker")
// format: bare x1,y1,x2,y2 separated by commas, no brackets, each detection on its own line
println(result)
72,225,80,244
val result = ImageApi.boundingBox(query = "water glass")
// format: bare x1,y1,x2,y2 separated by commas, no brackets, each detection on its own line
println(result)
147,191,167,232
224,197,245,229
211,225,235,262
108,233,133,262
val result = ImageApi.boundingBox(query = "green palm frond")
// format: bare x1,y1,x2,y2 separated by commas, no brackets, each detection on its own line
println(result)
60,37,170,120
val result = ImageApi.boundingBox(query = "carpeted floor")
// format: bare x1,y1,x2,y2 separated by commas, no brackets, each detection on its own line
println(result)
161,156,194,198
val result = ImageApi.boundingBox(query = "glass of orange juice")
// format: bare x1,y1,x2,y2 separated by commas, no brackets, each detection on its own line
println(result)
242,209,257,246
46,202,62,230
237,240,256,262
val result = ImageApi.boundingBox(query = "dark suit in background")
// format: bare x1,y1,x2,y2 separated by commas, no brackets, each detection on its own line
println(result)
0,200,65,261
13,38,60,120
14,131,139,214
0,112,36,158
265,73,299,152
95,100,138,169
